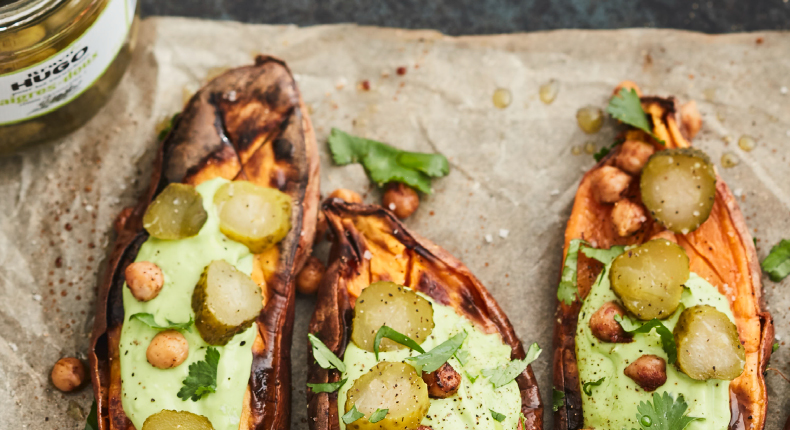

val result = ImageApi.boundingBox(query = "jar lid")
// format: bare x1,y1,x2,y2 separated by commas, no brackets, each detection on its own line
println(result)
0,0,67,31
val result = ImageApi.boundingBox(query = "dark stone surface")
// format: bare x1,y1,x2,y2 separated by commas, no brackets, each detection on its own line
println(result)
141,0,790,35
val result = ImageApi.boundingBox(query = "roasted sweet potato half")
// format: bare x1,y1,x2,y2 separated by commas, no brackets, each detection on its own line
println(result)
88,56,320,430
307,200,543,430
552,85,773,429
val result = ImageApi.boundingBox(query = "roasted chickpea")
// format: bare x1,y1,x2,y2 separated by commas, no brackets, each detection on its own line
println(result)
421,362,461,398
382,182,420,219
296,256,326,295
328,188,362,204
680,101,702,139
125,261,164,302
51,357,86,392
591,166,631,204
624,354,667,392
589,301,632,343
613,81,643,97
614,140,655,175
611,199,647,237
146,330,189,369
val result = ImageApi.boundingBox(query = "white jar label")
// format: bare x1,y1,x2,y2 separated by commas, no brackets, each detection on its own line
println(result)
0,0,137,125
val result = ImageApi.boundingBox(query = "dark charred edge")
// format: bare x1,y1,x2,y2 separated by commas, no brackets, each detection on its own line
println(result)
307,200,543,430
89,55,317,430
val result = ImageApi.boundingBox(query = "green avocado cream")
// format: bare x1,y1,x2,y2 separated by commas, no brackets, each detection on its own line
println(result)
119,178,257,430
576,258,735,429
338,293,522,430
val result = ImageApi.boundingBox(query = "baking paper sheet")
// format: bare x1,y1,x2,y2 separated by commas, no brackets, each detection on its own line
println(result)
1,18,789,429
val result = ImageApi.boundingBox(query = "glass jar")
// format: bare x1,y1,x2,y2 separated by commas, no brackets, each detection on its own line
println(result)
0,0,139,153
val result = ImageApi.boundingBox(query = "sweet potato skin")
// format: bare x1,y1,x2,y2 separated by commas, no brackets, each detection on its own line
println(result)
552,89,773,429
307,200,543,430
88,55,319,430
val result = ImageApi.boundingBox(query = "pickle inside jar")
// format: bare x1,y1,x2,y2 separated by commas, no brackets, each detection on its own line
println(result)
674,305,745,381
609,239,689,320
141,410,214,430
351,281,434,352
143,183,208,240
192,260,263,346
640,148,717,234
344,361,430,430
213,181,292,253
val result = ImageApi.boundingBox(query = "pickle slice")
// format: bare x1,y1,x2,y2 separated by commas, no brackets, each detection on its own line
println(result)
674,305,745,381
609,239,689,320
192,260,263,345
345,362,430,430
143,183,208,240
213,181,292,253
640,148,717,234
142,410,214,430
351,281,434,352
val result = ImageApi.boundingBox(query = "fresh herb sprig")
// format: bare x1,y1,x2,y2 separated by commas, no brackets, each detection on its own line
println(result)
490,409,506,422
615,315,678,364
177,347,220,401
406,331,467,372
482,343,541,388
582,377,606,396
373,326,425,360
552,388,565,412
607,88,664,144
761,239,790,282
557,239,584,305
307,378,347,393
131,313,193,331
631,392,702,430
327,128,449,194
308,333,346,373
342,405,364,424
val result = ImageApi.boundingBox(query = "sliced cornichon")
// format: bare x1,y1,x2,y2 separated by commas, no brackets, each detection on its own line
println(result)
640,148,717,234
141,410,214,430
213,181,292,253
673,305,745,381
143,183,208,240
191,260,263,346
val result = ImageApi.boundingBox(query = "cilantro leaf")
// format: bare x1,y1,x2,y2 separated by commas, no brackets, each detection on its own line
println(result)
582,377,606,396
130,313,193,331
407,331,467,373
342,405,364,424
307,378,347,393
177,347,219,401
773,343,780,353
369,408,389,423
465,371,479,383
482,343,541,388
582,245,626,266
373,326,425,361
327,128,449,193
520,412,527,429
84,400,98,430
157,113,179,141
615,315,678,364
593,140,623,162
633,392,703,430
552,388,565,412
454,349,470,366
308,333,346,373
607,88,663,144
558,239,584,305
490,409,506,422
761,239,790,282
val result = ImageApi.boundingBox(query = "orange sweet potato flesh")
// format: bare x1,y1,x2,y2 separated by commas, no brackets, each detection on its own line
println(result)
307,200,543,430
551,87,773,429
88,56,320,430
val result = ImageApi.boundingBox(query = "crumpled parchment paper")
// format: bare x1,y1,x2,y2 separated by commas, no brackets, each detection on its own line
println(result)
1,17,788,429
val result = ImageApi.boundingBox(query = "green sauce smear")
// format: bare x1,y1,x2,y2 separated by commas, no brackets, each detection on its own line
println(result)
120,178,257,430
577,258,735,429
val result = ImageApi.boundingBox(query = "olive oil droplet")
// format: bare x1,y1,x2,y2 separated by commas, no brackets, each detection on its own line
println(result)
738,135,756,152
576,106,604,134
584,142,596,154
539,79,559,104
571,146,582,156
492,88,512,109
721,152,739,168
